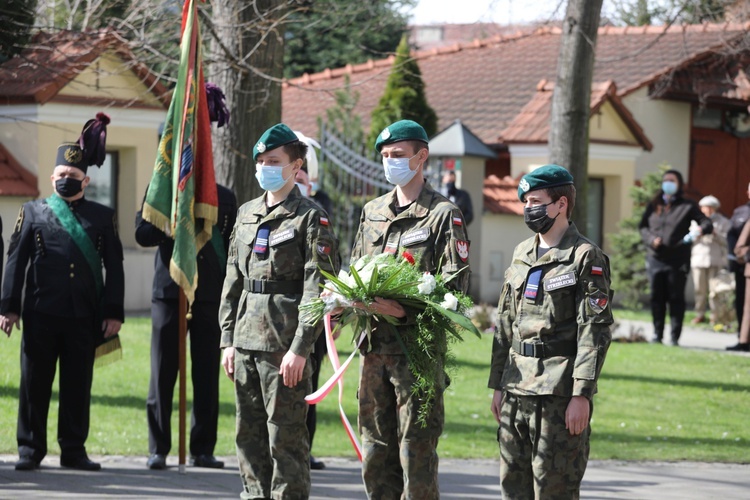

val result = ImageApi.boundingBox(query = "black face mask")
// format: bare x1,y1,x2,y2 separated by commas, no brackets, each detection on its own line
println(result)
445,181,457,196
523,202,559,234
55,177,83,198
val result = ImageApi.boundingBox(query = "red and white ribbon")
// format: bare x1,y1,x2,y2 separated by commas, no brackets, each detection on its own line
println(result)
305,314,364,461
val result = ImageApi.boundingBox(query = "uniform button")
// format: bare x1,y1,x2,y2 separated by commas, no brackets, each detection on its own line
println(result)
70,263,75,269
70,273,75,278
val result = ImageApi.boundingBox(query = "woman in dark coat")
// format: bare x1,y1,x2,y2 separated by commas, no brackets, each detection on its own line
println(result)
639,169,713,346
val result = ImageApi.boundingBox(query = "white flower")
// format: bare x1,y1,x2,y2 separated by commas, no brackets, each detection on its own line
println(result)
441,292,459,311
417,273,437,294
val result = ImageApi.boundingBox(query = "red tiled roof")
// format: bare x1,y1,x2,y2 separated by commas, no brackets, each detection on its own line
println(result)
500,80,653,150
0,144,39,197
282,23,750,144
484,174,523,215
0,30,170,107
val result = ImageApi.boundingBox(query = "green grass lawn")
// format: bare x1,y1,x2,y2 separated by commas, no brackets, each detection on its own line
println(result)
0,316,748,462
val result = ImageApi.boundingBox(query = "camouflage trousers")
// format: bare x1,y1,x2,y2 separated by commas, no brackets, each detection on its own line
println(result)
358,353,443,500
498,393,591,500
234,349,312,500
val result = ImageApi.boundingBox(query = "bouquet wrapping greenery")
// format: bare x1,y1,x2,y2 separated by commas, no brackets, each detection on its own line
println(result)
300,251,480,425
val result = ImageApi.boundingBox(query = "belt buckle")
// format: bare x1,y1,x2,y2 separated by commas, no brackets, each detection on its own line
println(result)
253,280,265,293
521,342,543,358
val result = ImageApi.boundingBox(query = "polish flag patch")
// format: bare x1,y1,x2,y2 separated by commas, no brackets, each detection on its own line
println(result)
591,266,603,276
320,216,329,226
453,216,463,226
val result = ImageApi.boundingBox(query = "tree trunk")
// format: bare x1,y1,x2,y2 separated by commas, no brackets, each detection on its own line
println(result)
548,0,603,237
208,0,286,204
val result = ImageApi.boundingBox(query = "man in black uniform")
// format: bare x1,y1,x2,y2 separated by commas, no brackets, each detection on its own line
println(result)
0,113,125,471
137,184,237,469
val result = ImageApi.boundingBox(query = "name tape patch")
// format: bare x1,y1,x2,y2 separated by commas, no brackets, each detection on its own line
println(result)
401,228,430,247
543,272,577,292
269,228,296,246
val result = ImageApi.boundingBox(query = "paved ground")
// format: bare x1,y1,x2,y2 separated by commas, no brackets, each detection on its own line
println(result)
1,455,749,499
1,320,748,498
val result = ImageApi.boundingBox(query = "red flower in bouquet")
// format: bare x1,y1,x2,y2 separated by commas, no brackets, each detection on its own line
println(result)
402,251,415,265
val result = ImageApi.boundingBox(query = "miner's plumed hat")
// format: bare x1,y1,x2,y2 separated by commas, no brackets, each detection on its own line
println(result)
55,112,111,174
518,164,574,202
253,123,299,161
374,120,429,152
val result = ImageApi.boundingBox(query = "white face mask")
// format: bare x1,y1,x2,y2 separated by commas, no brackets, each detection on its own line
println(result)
382,152,420,187
294,182,309,197
255,162,293,192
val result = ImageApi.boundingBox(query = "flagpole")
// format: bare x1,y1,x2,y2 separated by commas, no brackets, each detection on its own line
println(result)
178,288,188,474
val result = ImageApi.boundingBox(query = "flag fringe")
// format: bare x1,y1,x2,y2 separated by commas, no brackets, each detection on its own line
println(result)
95,335,122,368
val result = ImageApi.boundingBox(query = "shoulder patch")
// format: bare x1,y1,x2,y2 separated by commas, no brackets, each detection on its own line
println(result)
320,215,329,226
456,239,469,262
453,216,463,226
588,290,609,314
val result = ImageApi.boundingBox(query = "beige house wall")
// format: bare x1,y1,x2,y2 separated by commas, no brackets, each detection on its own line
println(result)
454,156,485,299
622,87,692,180
0,100,165,312
478,213,529,304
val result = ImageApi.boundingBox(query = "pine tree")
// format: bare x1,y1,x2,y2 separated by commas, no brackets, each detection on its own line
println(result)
367,35,438,146
608,165,667,309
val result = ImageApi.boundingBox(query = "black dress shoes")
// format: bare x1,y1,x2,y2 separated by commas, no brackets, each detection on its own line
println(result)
15,457,40,471
726,343,750,352
147,454,167,470
60,456,101,471
190,455,224,469
310,456,326,470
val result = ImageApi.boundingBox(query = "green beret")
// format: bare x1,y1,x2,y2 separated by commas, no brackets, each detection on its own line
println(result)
374,120,429,152
253,123,298,161
518,164,574,202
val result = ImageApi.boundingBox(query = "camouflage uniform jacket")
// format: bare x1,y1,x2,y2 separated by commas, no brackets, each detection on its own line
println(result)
219,186,338,357
488,223,613,399
351,181,470,354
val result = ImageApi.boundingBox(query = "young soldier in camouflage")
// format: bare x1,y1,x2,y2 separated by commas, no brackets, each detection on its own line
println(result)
219,123,338,499
351,120,470,499
488,165,613,499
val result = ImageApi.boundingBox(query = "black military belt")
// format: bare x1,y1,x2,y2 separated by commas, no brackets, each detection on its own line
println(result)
244,279,303,295
511,338,577,358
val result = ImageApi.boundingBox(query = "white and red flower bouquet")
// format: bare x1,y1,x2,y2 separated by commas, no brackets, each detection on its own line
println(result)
300,251,480,425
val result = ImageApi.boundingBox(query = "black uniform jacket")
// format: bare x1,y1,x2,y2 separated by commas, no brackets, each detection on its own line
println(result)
135,184,237,303
1,197,125,321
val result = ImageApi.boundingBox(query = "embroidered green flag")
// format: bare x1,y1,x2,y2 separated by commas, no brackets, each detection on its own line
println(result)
142,0,218,307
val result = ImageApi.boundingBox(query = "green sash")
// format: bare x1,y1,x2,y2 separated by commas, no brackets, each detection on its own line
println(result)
46,194,103,294
46,195,121,366
210,225,227,270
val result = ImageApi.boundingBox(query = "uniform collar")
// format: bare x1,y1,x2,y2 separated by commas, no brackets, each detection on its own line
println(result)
519,222,581,266
252,184,303,221
374,180,436,221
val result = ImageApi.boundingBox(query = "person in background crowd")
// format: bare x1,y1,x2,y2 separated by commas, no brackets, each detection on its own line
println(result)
293,131,333,471
137,184,237,470
727,219,750,352
728,182,750,333
690,195,730,325
0,113,124,472
441,170,474,226
639,169,713,346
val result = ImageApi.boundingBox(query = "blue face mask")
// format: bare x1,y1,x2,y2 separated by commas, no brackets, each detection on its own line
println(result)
382,152,420,187
662,180,678,196
255,163,292,192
